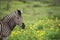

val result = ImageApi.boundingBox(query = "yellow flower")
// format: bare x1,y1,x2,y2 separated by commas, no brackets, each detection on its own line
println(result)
37,30,40,33
50,27,54,30
56,17,58,20
15,32,19,35
18,31,21,33
48,19,50,21
35,22,39,26
39,20,42,23
15,31,21,35
58,24,60,26
33,25,36,27
10,31,21,37
56,20,59,22
10,31,15,37
56,17,59,22
40,31,45,37
30,26,33,30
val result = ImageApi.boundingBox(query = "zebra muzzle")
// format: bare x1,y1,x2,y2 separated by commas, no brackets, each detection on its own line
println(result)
21,23,25,29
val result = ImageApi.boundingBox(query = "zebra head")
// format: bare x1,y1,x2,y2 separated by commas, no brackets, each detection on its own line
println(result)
14,10,25,29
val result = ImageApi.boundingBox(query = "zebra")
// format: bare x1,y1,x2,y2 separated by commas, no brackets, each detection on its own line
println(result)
0,10,25,40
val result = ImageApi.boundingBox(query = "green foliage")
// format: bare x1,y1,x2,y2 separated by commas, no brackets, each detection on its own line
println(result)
0,1,60,40
8,18,60,40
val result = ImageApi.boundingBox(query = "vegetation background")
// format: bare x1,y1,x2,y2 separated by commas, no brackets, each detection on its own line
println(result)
0,0,60,40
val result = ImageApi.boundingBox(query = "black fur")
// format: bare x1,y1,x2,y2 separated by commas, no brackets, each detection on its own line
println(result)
17,10,21,15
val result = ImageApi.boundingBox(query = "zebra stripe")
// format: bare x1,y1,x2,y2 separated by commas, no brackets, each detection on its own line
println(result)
0,10,25,40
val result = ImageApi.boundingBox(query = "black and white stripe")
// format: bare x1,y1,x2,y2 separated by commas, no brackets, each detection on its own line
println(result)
0,10,25,40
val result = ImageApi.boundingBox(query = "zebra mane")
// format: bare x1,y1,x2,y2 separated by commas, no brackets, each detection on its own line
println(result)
1,10,22,21
2,14,16,30
2,14,14,22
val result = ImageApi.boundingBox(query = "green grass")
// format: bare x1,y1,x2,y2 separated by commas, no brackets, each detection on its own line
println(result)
0,1,60,40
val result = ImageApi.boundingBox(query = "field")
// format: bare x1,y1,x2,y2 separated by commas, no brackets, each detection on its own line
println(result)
0,1,60,40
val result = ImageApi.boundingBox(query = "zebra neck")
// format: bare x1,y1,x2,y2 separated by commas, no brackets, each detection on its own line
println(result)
9,20,16,30
2,15,16,30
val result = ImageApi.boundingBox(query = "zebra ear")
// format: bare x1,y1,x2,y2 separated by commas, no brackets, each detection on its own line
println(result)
17,10,21,15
